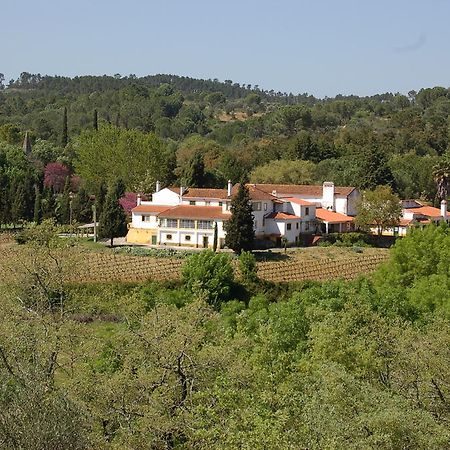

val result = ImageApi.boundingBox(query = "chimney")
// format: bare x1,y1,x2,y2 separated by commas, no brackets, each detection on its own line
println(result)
322,181,335,211
156,180,161,193
227,180,232,197
180,186,184,198
441,200,447,220
272,190,277,197
137,194,141,206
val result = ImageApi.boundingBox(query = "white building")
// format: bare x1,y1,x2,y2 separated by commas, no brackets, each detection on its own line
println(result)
126,181,358,248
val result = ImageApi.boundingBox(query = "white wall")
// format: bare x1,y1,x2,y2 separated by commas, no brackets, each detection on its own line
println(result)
131,213,159,229
151,188,180,206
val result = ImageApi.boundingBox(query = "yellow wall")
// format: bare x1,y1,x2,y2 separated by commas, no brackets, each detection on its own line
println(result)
126,228,155,244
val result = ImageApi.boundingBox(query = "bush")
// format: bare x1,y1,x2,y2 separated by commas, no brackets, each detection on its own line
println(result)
182,250,234,309
238,251,259,284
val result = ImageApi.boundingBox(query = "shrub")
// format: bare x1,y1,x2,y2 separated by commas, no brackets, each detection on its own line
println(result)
182,250,234,309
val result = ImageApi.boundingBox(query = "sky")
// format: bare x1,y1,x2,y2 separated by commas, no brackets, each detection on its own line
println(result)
1,0,450,98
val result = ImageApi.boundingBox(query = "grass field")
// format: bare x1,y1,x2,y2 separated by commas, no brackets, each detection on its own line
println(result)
0,234,390,285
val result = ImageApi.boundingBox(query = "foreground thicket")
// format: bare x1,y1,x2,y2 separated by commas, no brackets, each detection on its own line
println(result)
1,224,450,448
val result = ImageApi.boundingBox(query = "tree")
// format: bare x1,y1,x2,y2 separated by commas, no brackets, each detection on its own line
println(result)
44,162,71,193
182,250,234,308
355,186,402,235
93,109,98,131
250,159,316,185
74,125,169,192
57,177,71,224
433,153,450,203
62,106,68,147
224,183,255,253
33,184,41,224
182,151,205,187
98,180,127,246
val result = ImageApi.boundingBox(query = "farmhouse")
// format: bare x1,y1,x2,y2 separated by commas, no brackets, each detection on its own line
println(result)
126,181,358,248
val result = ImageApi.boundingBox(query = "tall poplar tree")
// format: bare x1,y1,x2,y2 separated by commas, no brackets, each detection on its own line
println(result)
224,183,254,253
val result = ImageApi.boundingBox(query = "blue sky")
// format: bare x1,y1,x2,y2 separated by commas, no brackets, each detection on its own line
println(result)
2,0,449,97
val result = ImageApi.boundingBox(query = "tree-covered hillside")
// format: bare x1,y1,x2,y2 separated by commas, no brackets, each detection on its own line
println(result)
1,72,450,225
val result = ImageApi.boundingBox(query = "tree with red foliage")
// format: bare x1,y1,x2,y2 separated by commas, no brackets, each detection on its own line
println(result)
119,192,138,215
44,163,70,193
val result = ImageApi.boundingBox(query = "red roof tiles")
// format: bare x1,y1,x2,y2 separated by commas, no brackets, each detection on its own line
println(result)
159,205,231,220
316,208,353,224
132,205,171,214
265,212,301,220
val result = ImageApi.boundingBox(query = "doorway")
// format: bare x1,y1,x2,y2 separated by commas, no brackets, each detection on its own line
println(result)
151,235,157,245
203,236,209,248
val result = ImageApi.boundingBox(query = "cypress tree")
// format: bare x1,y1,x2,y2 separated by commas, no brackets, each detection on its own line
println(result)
10,179,26,227
33,184,42,224
213,222,218,252
98,179,127,247
224,183,254,254
62,106,68,147
183,152,205,187
58,177,71,224
95,181,107,218
93,109,98,131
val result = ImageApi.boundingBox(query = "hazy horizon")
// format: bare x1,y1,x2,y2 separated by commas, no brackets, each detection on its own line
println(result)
2,0,450,98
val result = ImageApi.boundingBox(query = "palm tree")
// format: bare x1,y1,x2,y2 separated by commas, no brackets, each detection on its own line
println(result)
433,153,450,203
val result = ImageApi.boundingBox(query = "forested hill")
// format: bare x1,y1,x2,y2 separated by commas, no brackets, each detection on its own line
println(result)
1,72,450,218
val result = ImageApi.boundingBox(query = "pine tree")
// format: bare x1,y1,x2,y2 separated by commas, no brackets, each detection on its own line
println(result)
62,106,68,147
99,179,127,246
183,152,205,187
33,184,41,224
93,109,98,131
224,183,254,254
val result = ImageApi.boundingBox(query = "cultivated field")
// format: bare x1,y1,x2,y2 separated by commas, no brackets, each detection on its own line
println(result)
0,234,390,285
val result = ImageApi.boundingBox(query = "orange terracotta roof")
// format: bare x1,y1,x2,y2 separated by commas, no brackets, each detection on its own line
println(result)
182,188,228,199
399,218,413,227
159,205,231,220
249,183,356,197
265,212,301,220
132,204,171,214
281,197,314,206
316,208,353,224
231,184,277,201
404,206,443,218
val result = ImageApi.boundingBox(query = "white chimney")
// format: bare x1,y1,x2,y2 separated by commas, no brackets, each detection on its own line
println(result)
322,182,335,211
180,186,184,198
227,180,232,197
137,194,141,206
272,190,277,197
156,180,161,192
441,200,447,220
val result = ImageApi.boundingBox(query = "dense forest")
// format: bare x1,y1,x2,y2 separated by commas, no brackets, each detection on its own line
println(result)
1,221,450,448
1,72,450,227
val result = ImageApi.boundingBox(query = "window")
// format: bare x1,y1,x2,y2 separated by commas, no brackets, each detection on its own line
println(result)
205,201,210,206
305,222,310,231
180,219,195,228
305,207,310,216
296,222,299,229
185,235,191,241
264,203,267,211
219,202,223,206
254,220,258,229
198,220,213,229
252,202,261,211
287,223,292,230
161,218,178,228
189,201,196,205
141,215,151,222
166,234,172,240
225,202,230,211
